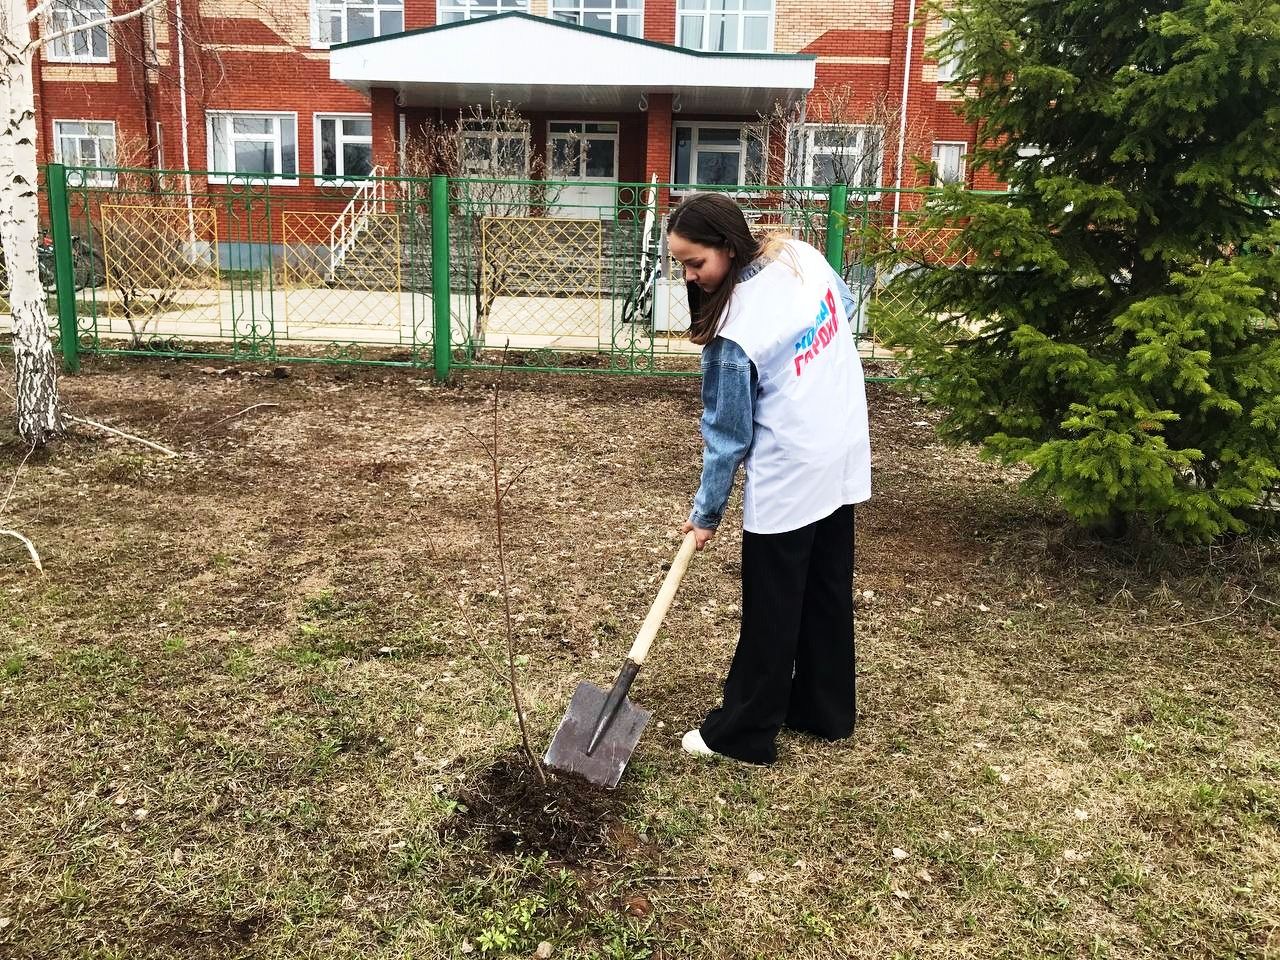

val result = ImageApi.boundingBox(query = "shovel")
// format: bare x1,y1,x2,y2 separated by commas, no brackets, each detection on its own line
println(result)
543,531,698,789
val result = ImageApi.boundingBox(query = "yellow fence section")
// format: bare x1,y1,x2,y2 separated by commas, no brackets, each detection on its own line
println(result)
478,217,603,347
281,212,403,333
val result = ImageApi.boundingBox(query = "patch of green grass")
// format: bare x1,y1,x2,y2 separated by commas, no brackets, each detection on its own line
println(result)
392,833,448,879
651,803,707,843
224,644,255,679
427,856,669,959
282,589,374,665
2,651,25,678
161,634,187,655
67,645,135,678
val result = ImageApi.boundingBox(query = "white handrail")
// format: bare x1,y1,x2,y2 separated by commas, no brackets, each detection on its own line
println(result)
641,173,658,266
328,165,386,280
638,173,661,317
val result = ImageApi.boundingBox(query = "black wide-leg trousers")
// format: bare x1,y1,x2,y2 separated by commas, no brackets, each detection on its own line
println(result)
700,503,857,764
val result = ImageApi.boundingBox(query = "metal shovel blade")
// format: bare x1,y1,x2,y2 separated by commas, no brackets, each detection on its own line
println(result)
543,680,651,789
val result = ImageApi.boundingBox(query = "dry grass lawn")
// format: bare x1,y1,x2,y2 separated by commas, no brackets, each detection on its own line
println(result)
0,359,1277,959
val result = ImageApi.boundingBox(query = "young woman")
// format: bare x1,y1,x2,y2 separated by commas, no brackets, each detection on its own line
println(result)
668,192,871,765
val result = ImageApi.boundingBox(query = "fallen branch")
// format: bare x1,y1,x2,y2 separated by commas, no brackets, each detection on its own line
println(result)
1,444,35,517
627,874,714,884
0,528,43,573
0,445,41,573
1154,587,1258,632
67,416,180,458
205,402,281,432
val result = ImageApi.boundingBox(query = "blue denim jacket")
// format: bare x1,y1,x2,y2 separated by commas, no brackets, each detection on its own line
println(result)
690,265,859,530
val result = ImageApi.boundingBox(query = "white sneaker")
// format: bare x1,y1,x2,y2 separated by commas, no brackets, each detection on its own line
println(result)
681,729,716,757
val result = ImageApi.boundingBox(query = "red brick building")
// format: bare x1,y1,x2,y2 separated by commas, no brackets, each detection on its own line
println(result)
31,0,997,198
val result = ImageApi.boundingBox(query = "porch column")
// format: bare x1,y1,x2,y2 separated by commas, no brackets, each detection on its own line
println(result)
643,92,673,206
371,87,399,175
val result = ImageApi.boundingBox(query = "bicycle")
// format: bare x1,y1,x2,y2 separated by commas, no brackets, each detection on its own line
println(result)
37,232,106,293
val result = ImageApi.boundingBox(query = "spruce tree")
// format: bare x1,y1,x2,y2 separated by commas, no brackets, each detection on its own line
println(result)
875,0,1280,541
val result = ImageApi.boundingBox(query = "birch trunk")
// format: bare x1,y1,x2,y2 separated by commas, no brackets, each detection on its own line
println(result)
0,0,62,446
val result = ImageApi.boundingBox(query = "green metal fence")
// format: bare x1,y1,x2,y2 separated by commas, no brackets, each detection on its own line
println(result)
446,176,839,375
18,163,970,380
45,163,437,373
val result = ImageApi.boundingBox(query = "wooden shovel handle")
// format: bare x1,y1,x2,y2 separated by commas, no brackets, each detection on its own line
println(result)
626,531,699,666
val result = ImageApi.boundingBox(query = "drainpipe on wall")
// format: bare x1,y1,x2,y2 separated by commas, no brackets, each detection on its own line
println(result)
891,0,918,236
398,110,406,173
174,0,196,251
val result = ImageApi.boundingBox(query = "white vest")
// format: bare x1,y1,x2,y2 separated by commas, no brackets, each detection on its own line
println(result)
716,240,872,534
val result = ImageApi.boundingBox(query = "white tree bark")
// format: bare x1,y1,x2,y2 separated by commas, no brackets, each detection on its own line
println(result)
1,0,61,446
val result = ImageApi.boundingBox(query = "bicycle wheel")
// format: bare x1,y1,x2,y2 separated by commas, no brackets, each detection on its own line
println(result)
39,257,57,293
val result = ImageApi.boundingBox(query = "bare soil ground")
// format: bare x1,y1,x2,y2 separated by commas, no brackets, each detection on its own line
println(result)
0,359,1277,959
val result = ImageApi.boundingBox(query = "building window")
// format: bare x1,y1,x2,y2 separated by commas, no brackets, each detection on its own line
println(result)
551,0,642,37
207,112,299,183
673,124,763,187
311,0,403,47
677,0,772,53
931,141,967,185
460,123,529,176
936,16,963,83
53,120,116,185
46,0,110,62
548,122,619,179
437,0,528,24
316,114,373,180
789,124,883,192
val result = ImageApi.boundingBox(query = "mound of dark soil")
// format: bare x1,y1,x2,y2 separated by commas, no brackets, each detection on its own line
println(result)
445,751,626,863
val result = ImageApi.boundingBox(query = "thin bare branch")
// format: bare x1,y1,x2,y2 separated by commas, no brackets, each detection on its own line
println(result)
67,415,180,457
0,528,43,573
203,402,280,433
0,444,41,573
462,424,498,466
29,0,165,51
0,443,35,518
475,368,545,785
499,463,530,505
1155,587,1258,632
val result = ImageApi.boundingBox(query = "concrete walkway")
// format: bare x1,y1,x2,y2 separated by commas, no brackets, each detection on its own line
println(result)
0,284,890,359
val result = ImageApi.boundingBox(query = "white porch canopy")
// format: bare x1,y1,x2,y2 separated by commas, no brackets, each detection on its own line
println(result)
329,13,816,113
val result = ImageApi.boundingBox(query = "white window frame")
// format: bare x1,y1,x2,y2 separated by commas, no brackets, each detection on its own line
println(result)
52,119,117,186
436,0,528,24
310,0,404,49
931,140,968,186
206,111,300,185
787,123,884,197
936,16,963,83
670,122,763,191
45,0,111,63
676,0,773,53
550,0,643,37
547,121,620,182
459,123,531,177
314,113,374,183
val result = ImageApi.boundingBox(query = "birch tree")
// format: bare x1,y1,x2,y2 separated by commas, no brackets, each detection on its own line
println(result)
0,0,159,445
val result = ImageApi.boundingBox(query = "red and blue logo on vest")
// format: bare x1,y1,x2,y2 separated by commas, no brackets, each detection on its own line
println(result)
793,287,840,377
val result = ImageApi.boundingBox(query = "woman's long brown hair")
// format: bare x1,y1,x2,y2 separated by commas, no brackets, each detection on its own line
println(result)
667,193,764,346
